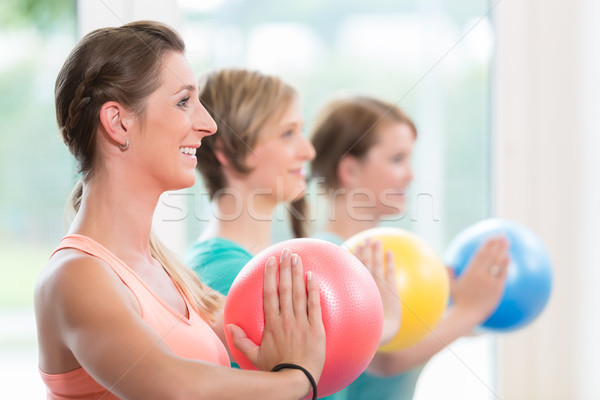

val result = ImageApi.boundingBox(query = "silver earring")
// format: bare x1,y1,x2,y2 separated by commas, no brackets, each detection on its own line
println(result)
119,138,129,151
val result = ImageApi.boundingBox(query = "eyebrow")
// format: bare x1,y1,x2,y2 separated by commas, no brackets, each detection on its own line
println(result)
280,120,304,128
174,84,197,94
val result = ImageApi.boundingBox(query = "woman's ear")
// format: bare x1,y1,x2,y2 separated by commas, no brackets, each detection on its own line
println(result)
337,155,360,189
98,101,133,148
213,138,231,167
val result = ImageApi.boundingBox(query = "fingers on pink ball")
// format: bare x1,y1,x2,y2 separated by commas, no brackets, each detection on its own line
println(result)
343,227,450,352
224,238,384,399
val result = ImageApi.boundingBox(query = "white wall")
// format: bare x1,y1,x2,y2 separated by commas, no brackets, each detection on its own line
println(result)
78,0,181,36
574,1,600,398
494,0,600,398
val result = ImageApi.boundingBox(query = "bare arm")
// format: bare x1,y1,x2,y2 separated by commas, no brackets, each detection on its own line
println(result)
35,249,324,400
366,237,509,376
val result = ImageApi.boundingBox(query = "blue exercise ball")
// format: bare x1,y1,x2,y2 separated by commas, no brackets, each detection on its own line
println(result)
444,219,553,331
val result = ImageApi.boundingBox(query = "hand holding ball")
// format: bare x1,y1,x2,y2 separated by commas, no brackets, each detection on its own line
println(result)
444,219,553,331
224,238,383,398
343,227,450,351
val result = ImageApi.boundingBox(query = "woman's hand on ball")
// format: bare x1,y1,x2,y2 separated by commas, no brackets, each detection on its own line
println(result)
450,236,510,323
355,239,402,346
228,249,326,383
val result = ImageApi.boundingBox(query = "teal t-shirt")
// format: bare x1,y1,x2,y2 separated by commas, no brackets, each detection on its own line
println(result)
313,231,423,400
186,237,346,400
311,231,346,246
346,367,423,400
186,237,253,296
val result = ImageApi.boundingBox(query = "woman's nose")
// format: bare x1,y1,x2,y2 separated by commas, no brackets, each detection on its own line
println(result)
300,134,316,161
193,99,217,136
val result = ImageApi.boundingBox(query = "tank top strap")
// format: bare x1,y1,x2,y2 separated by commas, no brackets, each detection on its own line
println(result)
52,234,146,292
52,234,193,324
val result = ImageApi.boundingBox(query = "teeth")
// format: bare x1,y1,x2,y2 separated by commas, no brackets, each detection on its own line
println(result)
179,147,196,155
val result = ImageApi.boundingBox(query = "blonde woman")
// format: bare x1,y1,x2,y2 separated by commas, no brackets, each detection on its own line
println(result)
186,71,401,400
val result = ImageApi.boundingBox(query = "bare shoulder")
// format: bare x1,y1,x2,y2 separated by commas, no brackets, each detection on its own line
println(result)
37,251,136,334
35,249,142,373
35,249,136,315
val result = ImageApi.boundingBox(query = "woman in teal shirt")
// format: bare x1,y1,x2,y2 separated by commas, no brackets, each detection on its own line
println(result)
185,68,316,296
309,96,510,399
186,70,400,400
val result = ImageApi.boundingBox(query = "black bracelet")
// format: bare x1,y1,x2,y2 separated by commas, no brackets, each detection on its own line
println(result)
271,363,317,400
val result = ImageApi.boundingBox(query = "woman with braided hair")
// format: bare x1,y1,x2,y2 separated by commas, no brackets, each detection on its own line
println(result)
34,21,325,400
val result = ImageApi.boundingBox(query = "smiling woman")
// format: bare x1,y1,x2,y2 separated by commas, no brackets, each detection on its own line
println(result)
131,52,216,191
186,69,316,294
310,97,416,227
34,20,326,400
184,69,404,400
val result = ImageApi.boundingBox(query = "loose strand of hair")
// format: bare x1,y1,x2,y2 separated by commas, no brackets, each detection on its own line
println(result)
149,233,223,322
290,196,311,238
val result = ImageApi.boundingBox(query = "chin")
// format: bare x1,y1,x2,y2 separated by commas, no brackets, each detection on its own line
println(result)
380,201,407,216
170,175,196,191
279,181,307,202
182,176,196,189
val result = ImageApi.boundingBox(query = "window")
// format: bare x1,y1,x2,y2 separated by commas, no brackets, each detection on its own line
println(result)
179,1,496,398
3,1,496,397
0,1,77,397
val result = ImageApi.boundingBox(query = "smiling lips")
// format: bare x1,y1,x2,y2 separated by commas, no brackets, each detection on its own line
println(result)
179,146,198,155
289,168,306,177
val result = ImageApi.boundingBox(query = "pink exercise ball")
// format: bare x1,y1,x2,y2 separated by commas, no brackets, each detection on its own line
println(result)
224,238,383,398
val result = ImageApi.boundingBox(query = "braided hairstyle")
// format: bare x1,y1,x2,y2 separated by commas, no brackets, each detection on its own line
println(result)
55,21,223,321
56,21,185,178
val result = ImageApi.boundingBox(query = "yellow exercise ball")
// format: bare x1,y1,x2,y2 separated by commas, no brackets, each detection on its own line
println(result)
343,227,449,351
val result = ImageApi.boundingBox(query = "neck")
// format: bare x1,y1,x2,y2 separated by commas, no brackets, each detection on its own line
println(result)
199,189,277,255
68,172,160,264
323,194,380,240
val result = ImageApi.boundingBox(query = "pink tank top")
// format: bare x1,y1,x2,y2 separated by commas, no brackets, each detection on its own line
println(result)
39,234,230,399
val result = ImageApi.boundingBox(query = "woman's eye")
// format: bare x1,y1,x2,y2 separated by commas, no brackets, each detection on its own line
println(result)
282,130,294,138
177,97,190,107
392,154,404,163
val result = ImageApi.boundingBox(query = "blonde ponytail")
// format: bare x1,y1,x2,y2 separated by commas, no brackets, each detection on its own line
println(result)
150,233,223,322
